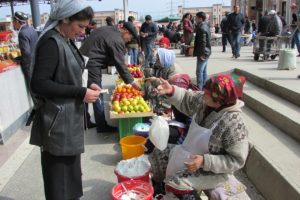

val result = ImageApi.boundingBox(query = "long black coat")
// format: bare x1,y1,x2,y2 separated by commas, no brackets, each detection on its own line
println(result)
193,21,211,59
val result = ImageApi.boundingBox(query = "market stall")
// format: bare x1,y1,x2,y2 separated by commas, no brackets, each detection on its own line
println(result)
0,30,31,144
109,64,154,139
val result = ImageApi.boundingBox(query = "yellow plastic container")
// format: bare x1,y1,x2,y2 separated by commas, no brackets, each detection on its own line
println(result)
120,135,146,160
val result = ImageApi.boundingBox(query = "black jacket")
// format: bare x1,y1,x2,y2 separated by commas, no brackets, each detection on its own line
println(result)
140,21,158,42
220,16,229,34
30,30,86,156
193,21,211,59
258,15,271,34
228,12,244,32
80,26,134,86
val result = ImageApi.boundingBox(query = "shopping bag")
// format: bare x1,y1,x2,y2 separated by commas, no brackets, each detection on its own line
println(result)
149,116,169,151
165,145,191,178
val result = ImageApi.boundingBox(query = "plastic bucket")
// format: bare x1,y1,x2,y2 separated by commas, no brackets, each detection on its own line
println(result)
114,168,150,183
120,135,146,160
111,180,154,200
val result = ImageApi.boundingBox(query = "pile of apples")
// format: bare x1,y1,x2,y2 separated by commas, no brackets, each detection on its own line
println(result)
111,84,151,114
127,64,143,78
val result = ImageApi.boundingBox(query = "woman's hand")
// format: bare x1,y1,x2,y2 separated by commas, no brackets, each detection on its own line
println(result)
156,78,173,95
184,155,204,172
84,83,101,103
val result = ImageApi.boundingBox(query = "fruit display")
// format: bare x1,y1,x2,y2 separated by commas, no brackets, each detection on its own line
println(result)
110,84,153,117
0,32,20,73
127,64,143,78
0,45,21,61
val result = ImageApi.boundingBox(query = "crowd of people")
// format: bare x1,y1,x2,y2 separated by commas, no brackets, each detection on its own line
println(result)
8,0,299,199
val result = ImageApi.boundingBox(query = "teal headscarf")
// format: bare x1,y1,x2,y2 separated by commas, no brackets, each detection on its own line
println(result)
157,48,175,68
43,0,89,37
30,0,90,83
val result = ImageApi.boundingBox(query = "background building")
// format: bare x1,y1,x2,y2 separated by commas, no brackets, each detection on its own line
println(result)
93,9,138,27
177,4,231,26
232,0,298,25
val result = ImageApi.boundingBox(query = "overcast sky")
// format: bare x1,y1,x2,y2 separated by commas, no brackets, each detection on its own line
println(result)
0,0,231,19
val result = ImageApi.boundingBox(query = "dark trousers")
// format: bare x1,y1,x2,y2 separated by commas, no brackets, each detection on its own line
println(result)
41,151,82,200
222,33,230,51
92,81,108,131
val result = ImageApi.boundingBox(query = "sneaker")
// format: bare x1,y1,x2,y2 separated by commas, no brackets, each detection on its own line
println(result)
297,54,300,57
97,125,117,133
298,75,300,79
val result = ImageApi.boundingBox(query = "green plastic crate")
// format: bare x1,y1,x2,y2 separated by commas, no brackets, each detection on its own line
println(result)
118,117,143,139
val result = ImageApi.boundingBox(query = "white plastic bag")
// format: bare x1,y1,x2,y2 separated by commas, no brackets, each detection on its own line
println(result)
165,145,191,178
149,116,169,151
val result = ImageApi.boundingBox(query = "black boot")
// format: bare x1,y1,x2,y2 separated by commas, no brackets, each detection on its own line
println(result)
97,124,117,133
175,190,202,200
152,179,165,197
222,46,226,52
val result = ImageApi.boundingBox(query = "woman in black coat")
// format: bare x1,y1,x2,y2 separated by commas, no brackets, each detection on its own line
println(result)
30,1,98,199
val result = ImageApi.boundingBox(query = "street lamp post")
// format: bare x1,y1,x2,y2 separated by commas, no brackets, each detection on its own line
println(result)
10,0,14,16
29,0,41,28
123,0,128,22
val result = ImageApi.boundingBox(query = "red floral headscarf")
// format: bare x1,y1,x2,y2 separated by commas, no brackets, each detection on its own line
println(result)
203,74,246,105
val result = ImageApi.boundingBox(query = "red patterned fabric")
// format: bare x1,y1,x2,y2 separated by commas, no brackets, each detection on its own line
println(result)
169,74,191,89
159,37,170,48
203,74,246,105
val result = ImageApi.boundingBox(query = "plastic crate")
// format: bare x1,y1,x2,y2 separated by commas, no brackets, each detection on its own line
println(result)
118,117,143,139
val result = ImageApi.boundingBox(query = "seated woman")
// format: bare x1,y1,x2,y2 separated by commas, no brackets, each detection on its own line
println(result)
150,74,250,200
159,35,171,49
144,48,177,82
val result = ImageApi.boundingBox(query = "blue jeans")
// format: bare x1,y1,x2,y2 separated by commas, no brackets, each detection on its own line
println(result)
92,81,107,131
128,47,138,65
291,29,300,54
196,57,208,90
230,31,241,57
142,41,155,67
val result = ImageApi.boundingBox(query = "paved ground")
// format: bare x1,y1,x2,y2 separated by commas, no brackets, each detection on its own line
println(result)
0,45,299,200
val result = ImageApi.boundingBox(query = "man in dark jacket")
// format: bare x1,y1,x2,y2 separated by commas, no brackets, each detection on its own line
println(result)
220,11,230,52
140,15,158,67
228,5,244,58
257,10,271,51
257,10,270,35
13,11,38,89
126,16,139,65
193,11,211,90
80,22,139,133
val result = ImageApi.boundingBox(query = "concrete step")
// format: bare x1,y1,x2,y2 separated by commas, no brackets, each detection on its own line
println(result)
241,80,300,143
242,107,300,200
234,68,300,107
